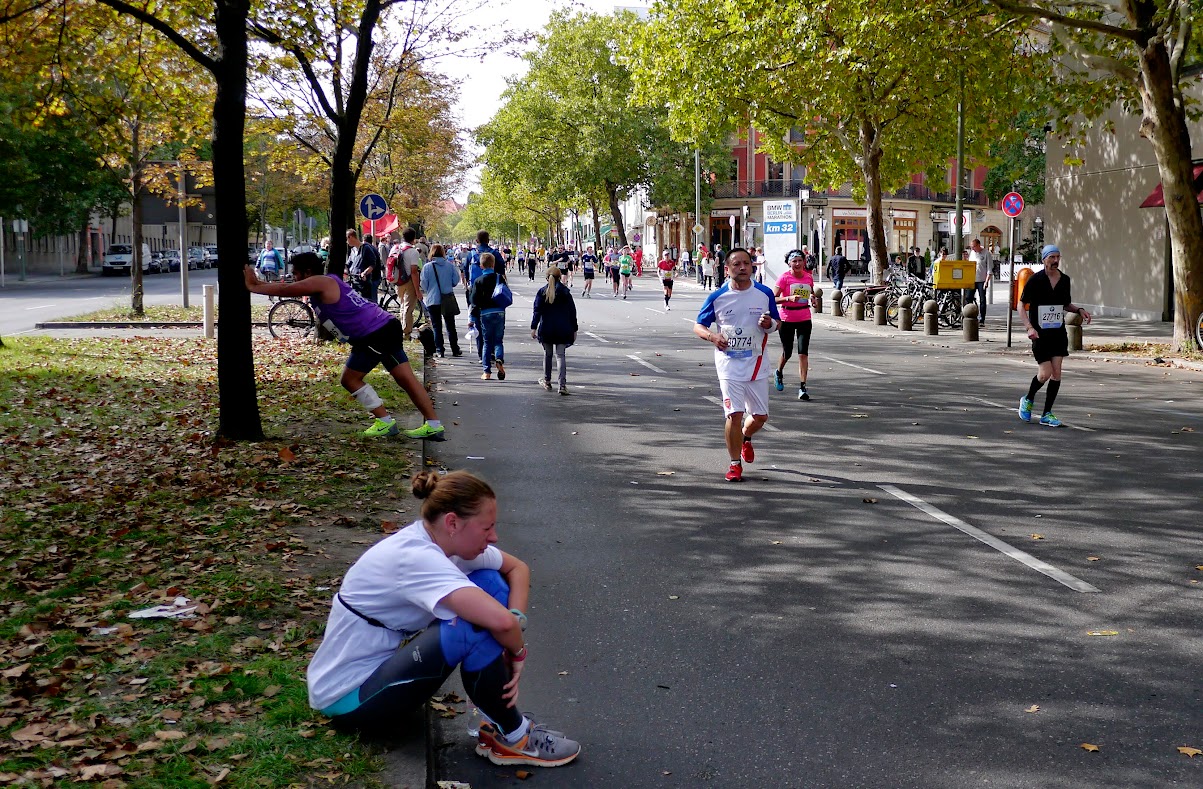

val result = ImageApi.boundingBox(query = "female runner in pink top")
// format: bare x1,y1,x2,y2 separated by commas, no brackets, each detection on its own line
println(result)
772,250,818,401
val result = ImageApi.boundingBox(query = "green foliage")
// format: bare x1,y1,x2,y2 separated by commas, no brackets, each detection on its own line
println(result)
983,112,1047,204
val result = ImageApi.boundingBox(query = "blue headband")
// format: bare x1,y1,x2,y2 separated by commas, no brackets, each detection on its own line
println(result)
1041,245,1060,261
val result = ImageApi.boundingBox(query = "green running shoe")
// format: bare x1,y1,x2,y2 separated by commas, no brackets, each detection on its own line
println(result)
1039,412,1062,428
404,423,446,441
363,418,399,437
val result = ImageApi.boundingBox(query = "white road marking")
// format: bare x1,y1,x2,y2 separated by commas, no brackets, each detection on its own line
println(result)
967,395,1096,432
7,329,37,335
702,395,781,431
24,304,58,311
584,331,609,343
815,354,885,375
878,484,1100,593
627,354,667,374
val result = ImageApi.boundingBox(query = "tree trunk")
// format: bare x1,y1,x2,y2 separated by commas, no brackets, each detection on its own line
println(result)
213,0,263,440
75,226,89,273
1138,38,1203,351
130,121,145,316
606,182,628,249
588,196,602,252
859,117,889,284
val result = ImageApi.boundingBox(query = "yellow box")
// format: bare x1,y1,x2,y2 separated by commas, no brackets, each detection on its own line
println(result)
932,259,975,289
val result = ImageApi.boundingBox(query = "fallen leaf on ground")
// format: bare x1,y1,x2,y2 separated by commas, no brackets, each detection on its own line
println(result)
656,471,675,476
1178,746,1202,758
1025,705,1040,713
863,498,877,504
1087,556,1100,562
1080,742,1100,752
262,685,281,697
771,540,782,545
668,595,679,600
1086,630,1119,637
557,671,568,676
1030,534,1044,540
516,770,531,779
278,447,296,462
155,730,186,740
850,413,869,418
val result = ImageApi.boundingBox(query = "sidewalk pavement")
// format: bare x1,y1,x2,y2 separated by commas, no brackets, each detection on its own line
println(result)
0,270,99,287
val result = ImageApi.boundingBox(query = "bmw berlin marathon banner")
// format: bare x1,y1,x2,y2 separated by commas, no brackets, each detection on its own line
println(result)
761,201,798,283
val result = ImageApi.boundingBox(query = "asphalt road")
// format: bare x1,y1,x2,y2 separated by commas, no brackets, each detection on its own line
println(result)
0,269,219,335
429,272,1202,788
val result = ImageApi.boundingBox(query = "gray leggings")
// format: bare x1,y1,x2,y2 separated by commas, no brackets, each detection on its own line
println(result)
543,342,568,387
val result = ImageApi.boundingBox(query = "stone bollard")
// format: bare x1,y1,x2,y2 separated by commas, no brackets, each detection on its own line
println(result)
852,290,866,321
831,289,844,317
899,294,913,331
962,302,979,342
1065,311,1083,350
812,287,823,314
923,299,939,335
874,292,889,326
203,284,216,339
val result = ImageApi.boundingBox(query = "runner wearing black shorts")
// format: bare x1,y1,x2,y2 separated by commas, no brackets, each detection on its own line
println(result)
1017,245,1092,428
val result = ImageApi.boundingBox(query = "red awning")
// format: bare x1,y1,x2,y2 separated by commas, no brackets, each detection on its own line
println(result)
1139,164,1203,208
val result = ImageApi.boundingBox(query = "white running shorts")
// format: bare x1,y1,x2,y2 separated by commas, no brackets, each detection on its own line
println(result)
718,377,769,417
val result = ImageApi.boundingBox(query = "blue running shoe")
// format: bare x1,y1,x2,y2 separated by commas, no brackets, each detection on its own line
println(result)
774,369,784,392
1018,397,1033,422
1039,412,1062,428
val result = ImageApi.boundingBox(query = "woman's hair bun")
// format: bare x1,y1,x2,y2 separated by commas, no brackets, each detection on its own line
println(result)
411,471,440,499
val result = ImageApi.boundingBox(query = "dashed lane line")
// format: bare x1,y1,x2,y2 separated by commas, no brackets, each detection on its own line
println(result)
815,353,885,376
878,484,1100,593
584,331,609,343
627,354,667,374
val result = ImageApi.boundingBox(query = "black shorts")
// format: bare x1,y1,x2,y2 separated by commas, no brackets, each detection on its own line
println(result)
662,279,674,290
346,319,409,373
583,271,594,280
611,269,621,283
1031,329,1069,363
778,319,813,356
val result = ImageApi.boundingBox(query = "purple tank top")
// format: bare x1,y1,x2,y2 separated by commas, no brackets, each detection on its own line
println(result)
312,275,392,341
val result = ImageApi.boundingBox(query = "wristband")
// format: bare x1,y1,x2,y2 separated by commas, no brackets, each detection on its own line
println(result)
509,608,528,631
509,645,527,662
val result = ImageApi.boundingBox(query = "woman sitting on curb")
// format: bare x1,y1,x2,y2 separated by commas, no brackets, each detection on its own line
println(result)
306,471,581,768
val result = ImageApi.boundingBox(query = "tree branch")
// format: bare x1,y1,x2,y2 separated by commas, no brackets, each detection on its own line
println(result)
93,0,217,72
989,0,1142,42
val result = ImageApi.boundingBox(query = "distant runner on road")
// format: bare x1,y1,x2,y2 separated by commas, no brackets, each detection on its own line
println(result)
657,248,677,311
618,248,633,299
693,248,781,482
1018,245,1092,427
773,249,818,401
580,246,597,298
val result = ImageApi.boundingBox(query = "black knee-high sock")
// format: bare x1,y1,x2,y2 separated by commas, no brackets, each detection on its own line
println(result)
460,653,524,734
1026,376,1045,401
1043,380,1061,414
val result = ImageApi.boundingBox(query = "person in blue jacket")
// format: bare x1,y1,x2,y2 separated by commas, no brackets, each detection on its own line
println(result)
530,267,578,395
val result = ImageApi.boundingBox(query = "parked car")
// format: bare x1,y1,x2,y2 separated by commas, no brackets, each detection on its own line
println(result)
187,247,207,270
102,243,153,276
204,245,219,266
247,244,261,264
162,250,182,272
149,251,165,274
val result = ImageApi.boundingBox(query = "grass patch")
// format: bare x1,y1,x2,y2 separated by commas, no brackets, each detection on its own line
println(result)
0,336,428,787
56,305,271,323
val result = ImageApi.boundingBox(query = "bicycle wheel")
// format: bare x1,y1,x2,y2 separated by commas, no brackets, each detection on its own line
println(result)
268,299,316,340
381,295,402,318
885,295,900,327
841,292,854,314
1195,310,1203,349
938,294,962,328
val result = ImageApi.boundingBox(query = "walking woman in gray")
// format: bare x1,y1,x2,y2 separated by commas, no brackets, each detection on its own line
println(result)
530,267,578,395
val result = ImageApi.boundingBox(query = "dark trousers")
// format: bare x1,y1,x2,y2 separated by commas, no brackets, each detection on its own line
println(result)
430,302,460,355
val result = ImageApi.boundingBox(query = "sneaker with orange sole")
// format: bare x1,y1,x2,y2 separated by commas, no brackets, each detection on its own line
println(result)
475,718,580,768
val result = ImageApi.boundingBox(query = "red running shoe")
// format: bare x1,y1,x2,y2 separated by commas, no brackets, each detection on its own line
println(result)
725,462,743,482
740,437,755,463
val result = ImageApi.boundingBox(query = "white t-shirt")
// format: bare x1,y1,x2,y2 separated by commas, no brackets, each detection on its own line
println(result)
307,521,503,710
695,282,781,381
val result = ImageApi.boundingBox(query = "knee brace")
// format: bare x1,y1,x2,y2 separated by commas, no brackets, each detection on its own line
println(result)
352,384,383,411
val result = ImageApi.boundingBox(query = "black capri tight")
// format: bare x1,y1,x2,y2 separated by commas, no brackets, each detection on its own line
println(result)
778,319,813,359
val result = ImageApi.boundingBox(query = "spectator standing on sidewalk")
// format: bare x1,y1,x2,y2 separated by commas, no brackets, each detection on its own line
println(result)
966,238,993,326
828,246,848,292
307,470,581,768
531,267,578,395
420,244,462,358
470,253,509,381
244,253,444,440
347,230,381,303
257,241,283,282
772,249,818,401
693,248,781,482
1017,245,1092,428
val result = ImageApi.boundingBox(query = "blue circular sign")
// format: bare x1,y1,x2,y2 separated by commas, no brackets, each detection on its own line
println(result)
359,193,388,221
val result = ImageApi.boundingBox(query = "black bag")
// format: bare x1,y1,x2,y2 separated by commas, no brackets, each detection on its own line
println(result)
434,264,461,315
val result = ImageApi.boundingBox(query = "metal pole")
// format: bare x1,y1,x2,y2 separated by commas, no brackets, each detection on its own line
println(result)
1006,216,1015,347
954,70,965,262
178,165,190,308
0,216,5,287
694,148,702,253
58,234,64,277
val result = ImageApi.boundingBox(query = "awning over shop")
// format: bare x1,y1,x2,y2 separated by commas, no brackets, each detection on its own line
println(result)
1139,164,1203,208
